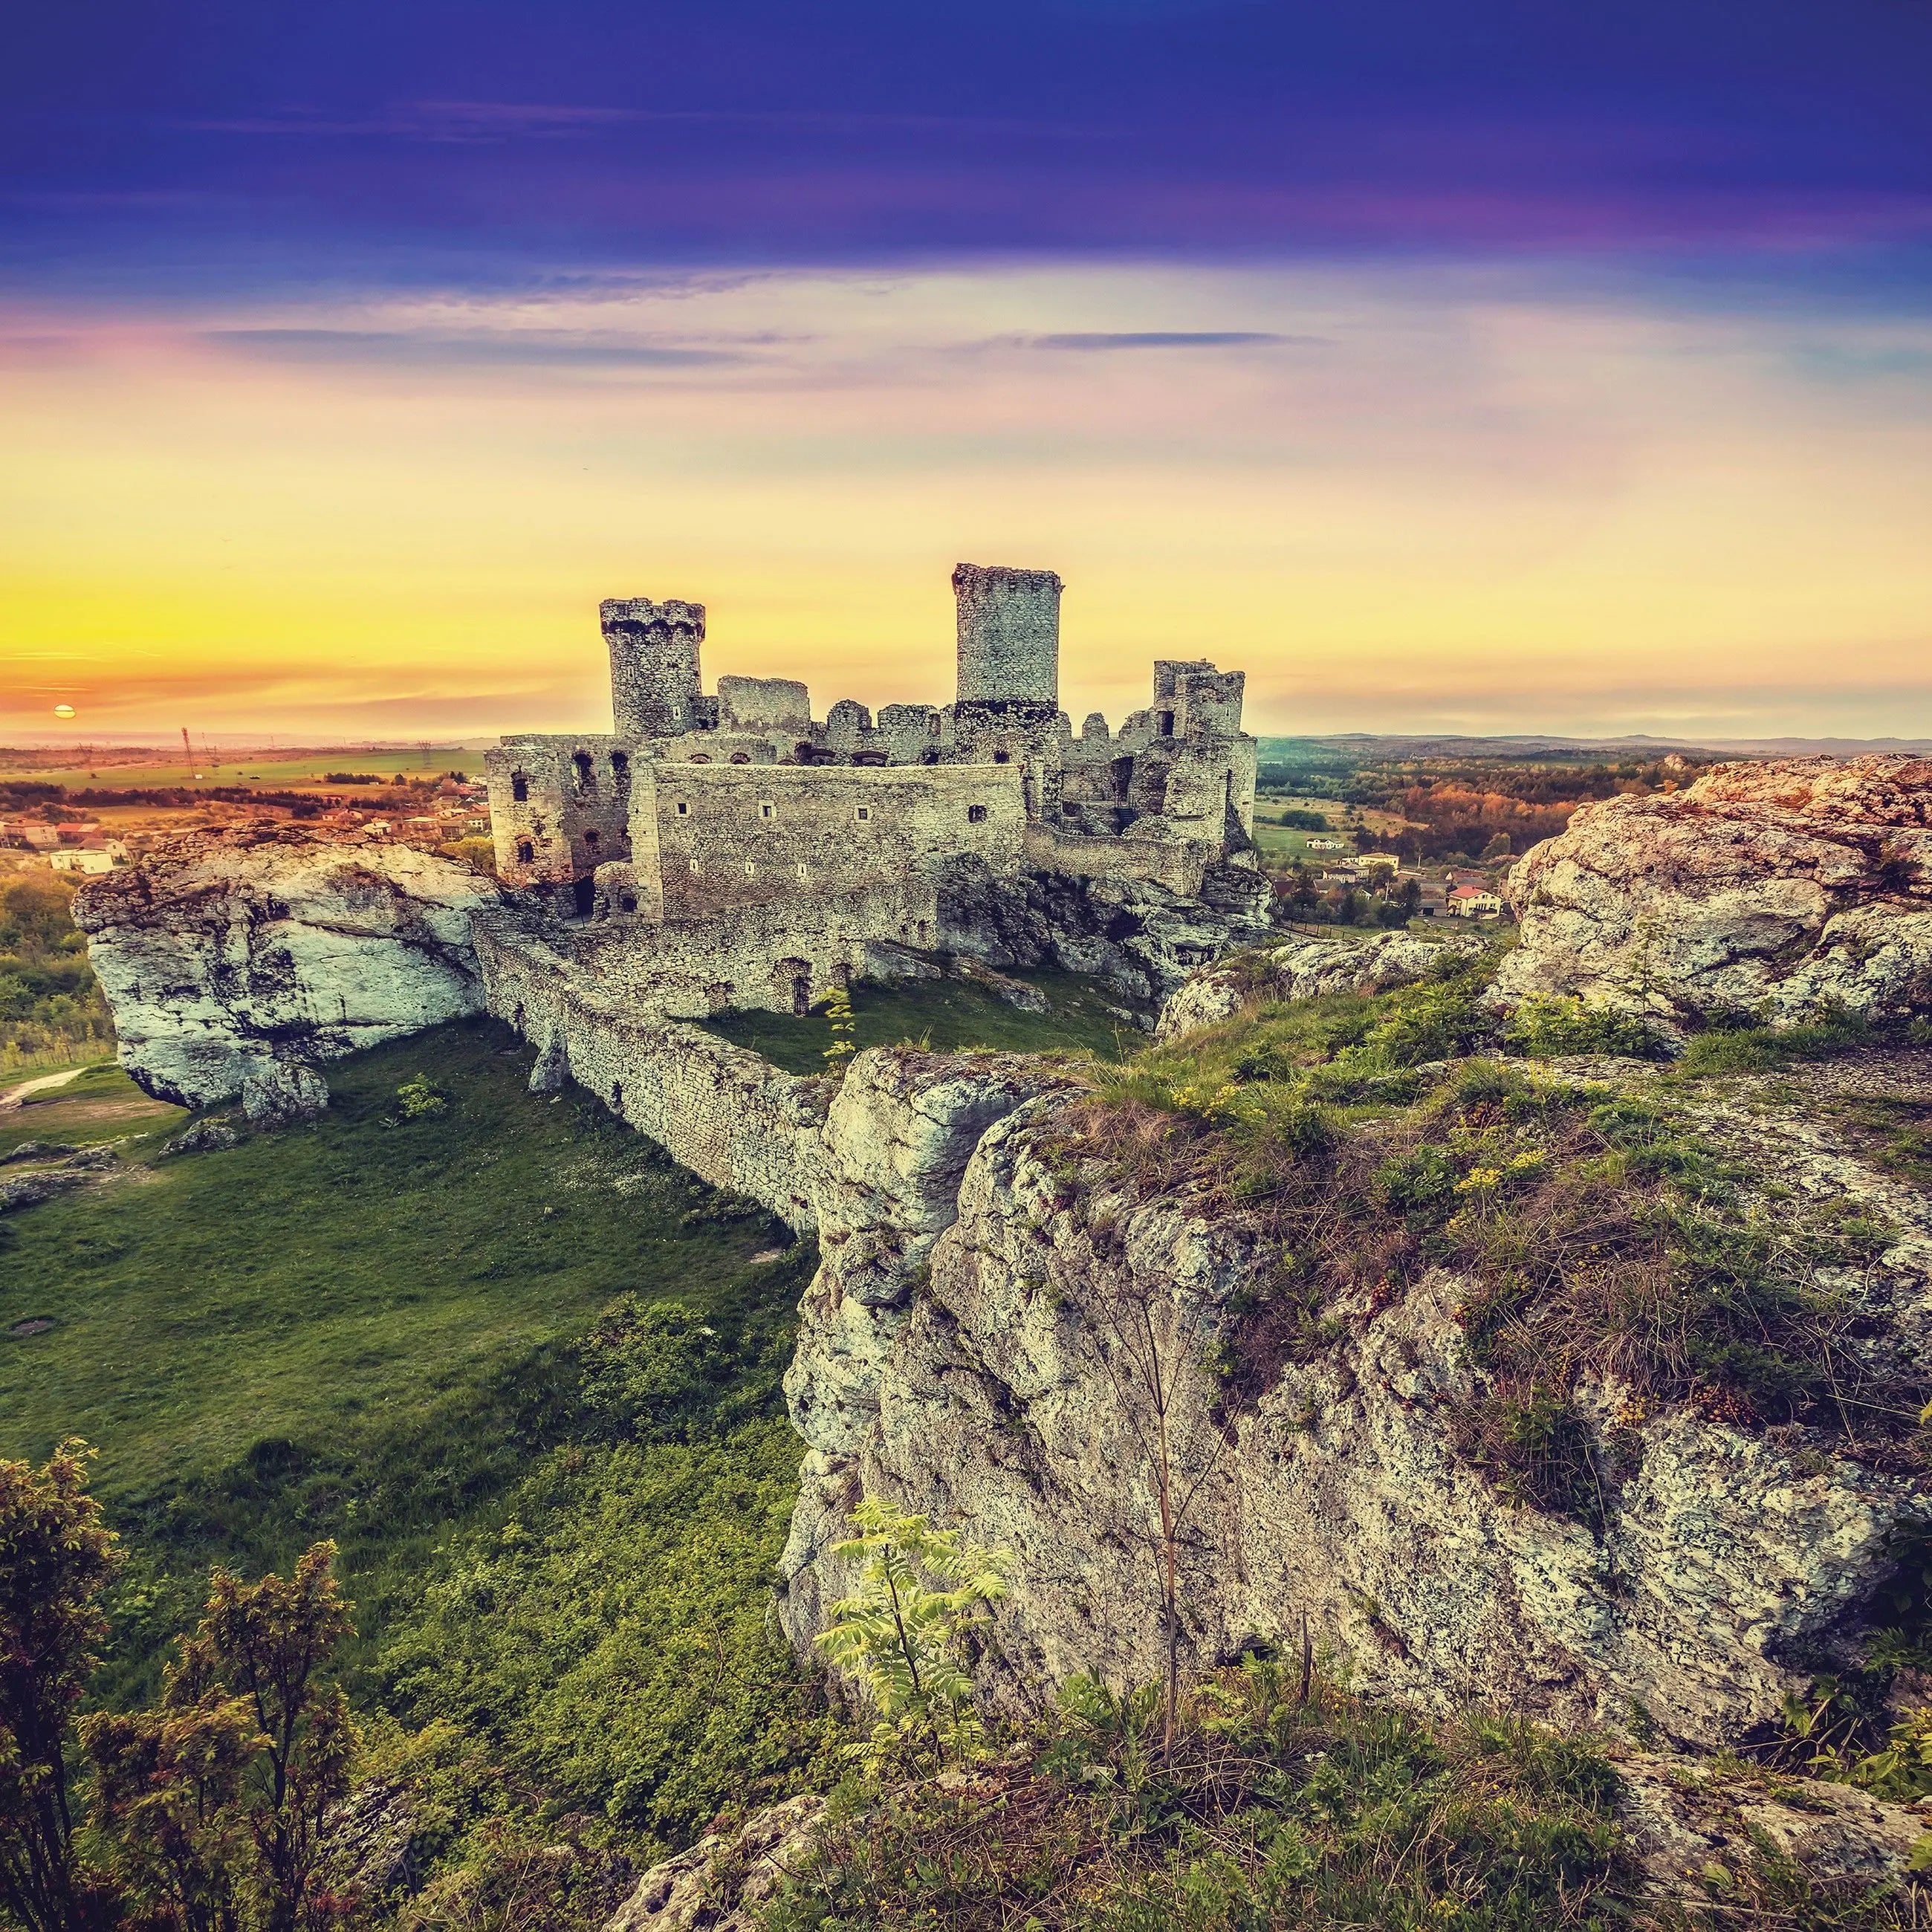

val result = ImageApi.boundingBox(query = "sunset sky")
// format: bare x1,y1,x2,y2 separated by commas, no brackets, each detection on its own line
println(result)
5,0,1931,744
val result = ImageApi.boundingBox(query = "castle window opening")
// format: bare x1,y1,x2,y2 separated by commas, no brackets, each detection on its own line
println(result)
967,804,988,823
571,751,595,794
1158,711,1175,736
611,751,630,788
920,751,938,765
689,753,712,763
689,858,700,873
993,750,1011,764
855,805,870,822
572,877,595,918
620,894,637,913
729,752,751,765
759,801,774,819
510,772,530,803
745,860,756,877
675,801,689,815
796,863,809,881
610,1080,623,1116
516,839,535,864
584,829,600,852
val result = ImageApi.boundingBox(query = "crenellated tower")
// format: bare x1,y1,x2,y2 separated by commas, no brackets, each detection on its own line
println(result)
603,597,704,736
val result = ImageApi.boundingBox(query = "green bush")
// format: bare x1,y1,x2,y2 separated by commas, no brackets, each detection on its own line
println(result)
1502,995,1665,1061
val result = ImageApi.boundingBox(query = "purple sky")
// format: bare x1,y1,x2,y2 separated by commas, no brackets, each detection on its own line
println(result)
7,0,1931,299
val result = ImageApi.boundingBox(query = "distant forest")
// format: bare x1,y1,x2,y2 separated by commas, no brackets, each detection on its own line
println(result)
1257,748,1723,863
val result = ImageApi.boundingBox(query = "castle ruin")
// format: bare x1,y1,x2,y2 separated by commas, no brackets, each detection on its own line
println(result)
482,563,1257,1019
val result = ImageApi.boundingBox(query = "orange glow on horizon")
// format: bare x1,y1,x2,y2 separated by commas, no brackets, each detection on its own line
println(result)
5,264,1931,745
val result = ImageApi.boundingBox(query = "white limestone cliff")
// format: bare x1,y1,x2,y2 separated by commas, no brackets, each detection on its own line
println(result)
72,827,499,1112
778,1045,1932,1748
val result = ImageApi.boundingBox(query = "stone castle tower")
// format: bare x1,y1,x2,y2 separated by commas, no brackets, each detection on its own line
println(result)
603,597,704,736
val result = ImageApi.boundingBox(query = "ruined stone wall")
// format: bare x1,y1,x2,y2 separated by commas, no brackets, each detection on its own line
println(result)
473,921,830,1229
484,736,636,898
1020,825,1222,895
646,763,1027,921
953,563,1061,705
565,877,944,1017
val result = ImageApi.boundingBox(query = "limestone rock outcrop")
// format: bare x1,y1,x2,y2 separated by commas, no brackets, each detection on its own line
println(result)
778,1049,1932,1748
600,1795,826,1932
1498,756,1932,1029
74,828,499,1110
938,858,1276,1005
1156,928,1482,1043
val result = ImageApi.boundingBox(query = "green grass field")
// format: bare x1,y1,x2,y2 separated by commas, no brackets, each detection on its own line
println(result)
0,1020,806,1702
701,967,1143,1072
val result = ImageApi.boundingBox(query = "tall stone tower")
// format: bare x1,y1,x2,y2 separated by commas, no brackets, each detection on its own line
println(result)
953,564,1062,708
603,597,704,736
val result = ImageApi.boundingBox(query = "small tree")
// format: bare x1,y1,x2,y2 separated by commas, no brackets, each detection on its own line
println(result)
181,1544,355,1932
816,1500,1010,1771
822,984,858,1072
82,1545,356,1932
0,1442,121,1932
84,1676,261,1932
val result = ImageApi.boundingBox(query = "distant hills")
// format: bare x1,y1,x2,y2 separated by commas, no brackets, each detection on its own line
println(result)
1260,733,1932,762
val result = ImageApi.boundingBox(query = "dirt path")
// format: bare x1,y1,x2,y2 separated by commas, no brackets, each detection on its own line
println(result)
0,1066,91,1112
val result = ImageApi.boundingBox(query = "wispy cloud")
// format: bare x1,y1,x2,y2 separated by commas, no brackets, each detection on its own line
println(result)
175,100,1104,144
1016,330,1319,350
202,328,748,367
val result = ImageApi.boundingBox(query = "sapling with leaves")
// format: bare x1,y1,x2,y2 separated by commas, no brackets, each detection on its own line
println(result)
816,1498,1011,1772
86,1544,357,1932
822,984,858,1071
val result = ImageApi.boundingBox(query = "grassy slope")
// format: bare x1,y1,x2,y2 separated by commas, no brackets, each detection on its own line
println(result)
0,1064,177,1153
0,1018,805,1702
701,968,1139,1074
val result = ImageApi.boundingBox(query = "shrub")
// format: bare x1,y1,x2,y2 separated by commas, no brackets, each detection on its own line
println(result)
1502,994,1665,1061
816,1499,1011,1773
393,1074,447,1119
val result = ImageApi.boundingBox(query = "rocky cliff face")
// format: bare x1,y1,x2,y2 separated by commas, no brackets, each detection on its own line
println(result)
779,1041,1932,1748
1498,756,1932,1031
939,856,1277,1004
74,828,499,1112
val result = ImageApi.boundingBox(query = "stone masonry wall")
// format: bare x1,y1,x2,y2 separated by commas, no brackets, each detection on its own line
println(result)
561,878,943,1017
603,597,704,736
474,922,831,1229
647,763,1028,921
